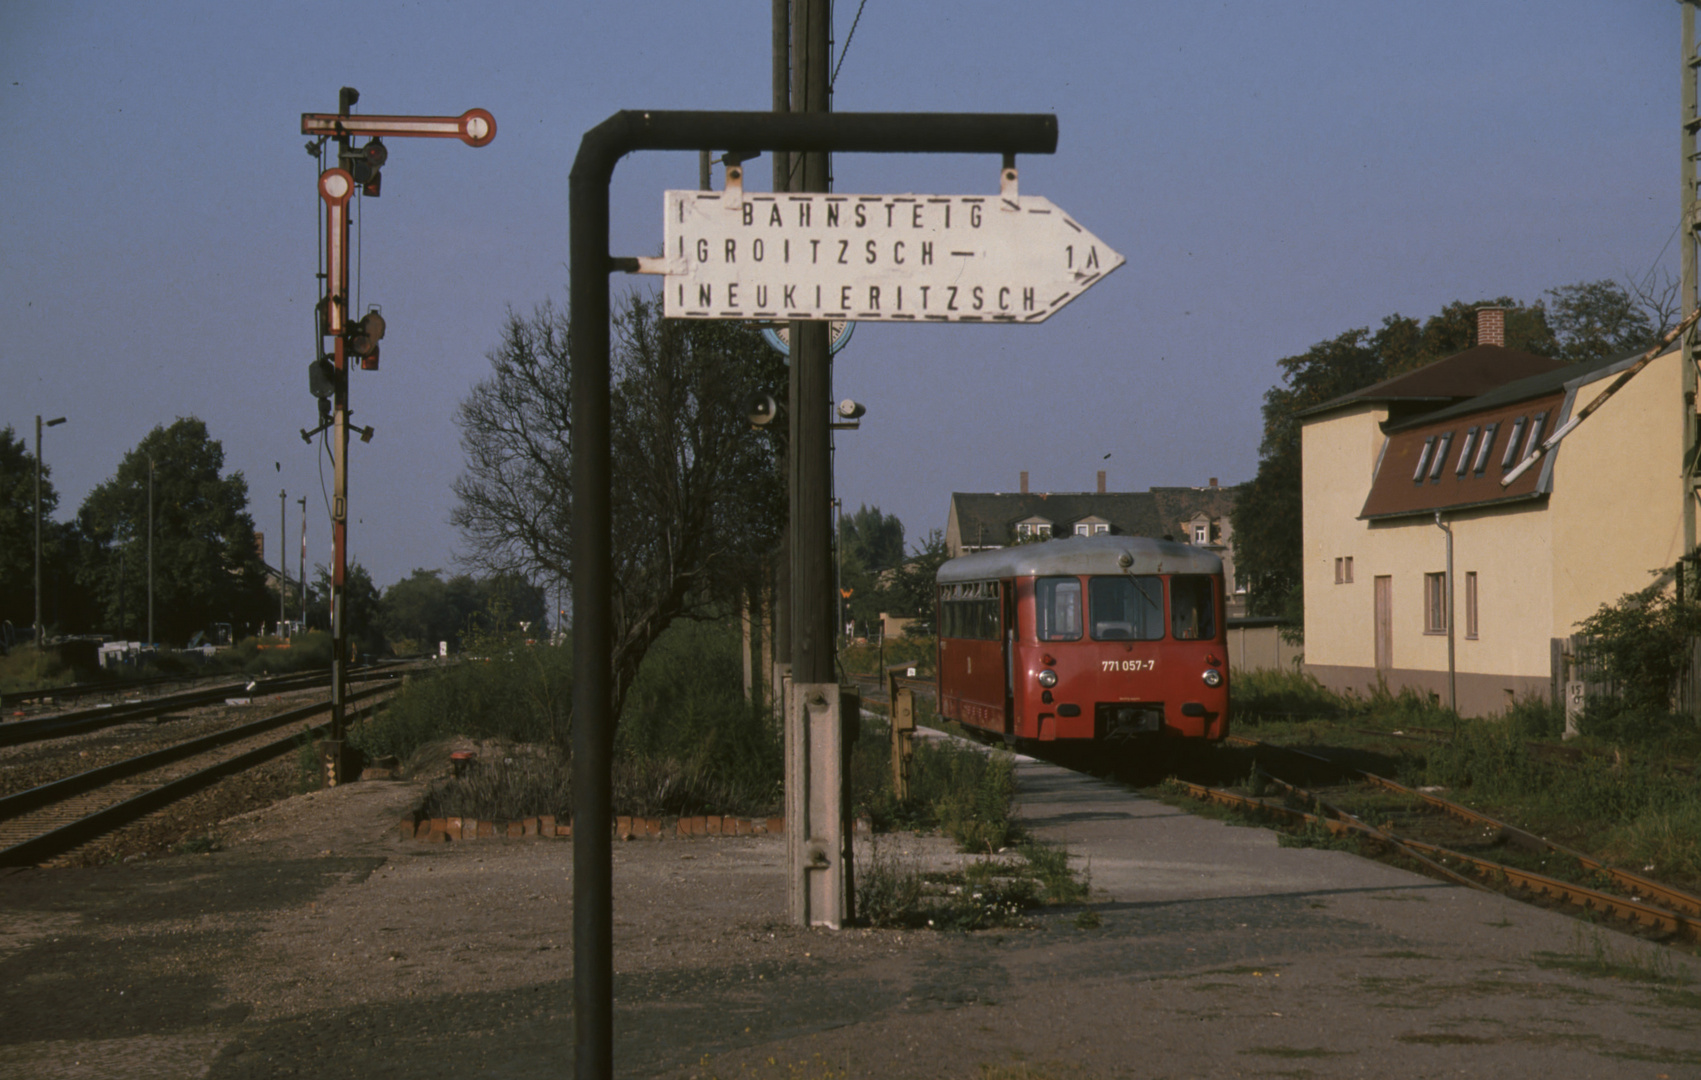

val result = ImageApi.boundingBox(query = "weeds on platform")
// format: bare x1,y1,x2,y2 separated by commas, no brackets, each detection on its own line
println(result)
852,719,1017,851
1532,925,1695,986
855,836,1087,931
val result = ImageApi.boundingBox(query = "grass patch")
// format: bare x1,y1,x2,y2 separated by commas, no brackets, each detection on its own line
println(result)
855,836,1089,931
1395,1033,1495,1045
1238,1046,1350,1059
172,831,222,855
1531,927,1696,987
353,619,783,819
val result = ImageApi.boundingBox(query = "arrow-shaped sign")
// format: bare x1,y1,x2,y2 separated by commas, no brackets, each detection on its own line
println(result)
652,176,1123,324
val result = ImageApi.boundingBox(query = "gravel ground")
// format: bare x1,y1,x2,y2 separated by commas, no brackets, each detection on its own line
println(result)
1,763,1698,1078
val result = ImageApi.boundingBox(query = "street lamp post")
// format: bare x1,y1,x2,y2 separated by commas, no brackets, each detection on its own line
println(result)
33,415,66,649
147,455,154,646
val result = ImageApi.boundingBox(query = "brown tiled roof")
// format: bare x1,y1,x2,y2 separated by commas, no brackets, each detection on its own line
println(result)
1359,391,1564,519
1299,345,1568,421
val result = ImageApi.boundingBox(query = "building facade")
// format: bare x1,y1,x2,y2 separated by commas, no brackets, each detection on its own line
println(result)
945,472,1245,615
1301,318,1686,716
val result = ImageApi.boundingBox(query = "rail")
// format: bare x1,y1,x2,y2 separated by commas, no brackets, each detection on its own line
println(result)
0,687,393,867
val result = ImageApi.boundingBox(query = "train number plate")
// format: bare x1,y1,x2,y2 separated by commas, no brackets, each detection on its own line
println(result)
1102,660,1155,672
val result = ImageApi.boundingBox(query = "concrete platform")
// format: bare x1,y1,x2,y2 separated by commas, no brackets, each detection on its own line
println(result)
0,753,1696,1078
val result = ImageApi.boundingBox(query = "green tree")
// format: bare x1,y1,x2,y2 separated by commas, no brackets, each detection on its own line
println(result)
310,561,384,657
837,504,905,634
75,418,269,644
451,293,786,724
379,568,457,651
1545,279,1657,363
883,529,949,634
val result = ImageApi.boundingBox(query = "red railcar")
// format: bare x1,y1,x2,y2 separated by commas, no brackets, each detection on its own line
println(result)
934,535,1229,748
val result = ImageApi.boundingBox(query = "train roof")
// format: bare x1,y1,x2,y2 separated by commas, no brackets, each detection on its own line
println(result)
936,534,1222,582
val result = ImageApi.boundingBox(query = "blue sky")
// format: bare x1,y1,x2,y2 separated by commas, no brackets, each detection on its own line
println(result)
0,2,1680,590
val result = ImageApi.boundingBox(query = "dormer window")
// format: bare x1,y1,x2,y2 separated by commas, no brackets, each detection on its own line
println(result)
1413,436,1435,482
1428,433,1453,482
1455,427,1478,476
1502,417,1526,469
1520,412,1547,463
1193,523,1208,544
1473,422,1498,475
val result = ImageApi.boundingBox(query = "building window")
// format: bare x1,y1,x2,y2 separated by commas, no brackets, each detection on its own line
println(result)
1455,427,1478,475
1075,523,1090,536
1413,436,1435,481
1334,556,1355,584
1016,522,1052,540
1465,571,1478,639
1502,417,1526,469
1424,572,1447,634
1428,433,1453,481
1094,523,1109,535
1193,523,1208,544
1473,422,1498,475
1521,412,1547,462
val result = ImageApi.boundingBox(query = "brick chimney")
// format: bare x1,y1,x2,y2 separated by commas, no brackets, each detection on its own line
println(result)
1477,307,1505,348
1020,471,1029,495
1096,470,1106,494
1209,477,1218,488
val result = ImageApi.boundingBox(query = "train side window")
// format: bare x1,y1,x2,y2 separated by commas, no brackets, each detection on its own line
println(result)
1088,575,1164,640
1170,575,1217,640
1035,576,1083,641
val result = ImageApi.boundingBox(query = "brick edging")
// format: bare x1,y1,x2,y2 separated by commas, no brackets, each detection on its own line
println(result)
399,813,788,844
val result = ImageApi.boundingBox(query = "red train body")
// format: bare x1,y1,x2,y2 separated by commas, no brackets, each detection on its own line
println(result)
934,535,1229,747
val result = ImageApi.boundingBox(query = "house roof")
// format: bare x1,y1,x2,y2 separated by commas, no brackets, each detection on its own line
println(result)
949,486,1239,547
939,534,1222,582
1382,347,1655,433
1359,345,1675,520
1298,345,1569,421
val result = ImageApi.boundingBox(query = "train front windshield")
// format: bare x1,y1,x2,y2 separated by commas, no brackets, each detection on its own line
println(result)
1088,576,1164,640
1033,573,1216,642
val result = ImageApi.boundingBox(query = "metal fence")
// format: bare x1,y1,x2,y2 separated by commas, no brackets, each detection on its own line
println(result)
1552,634,1701,716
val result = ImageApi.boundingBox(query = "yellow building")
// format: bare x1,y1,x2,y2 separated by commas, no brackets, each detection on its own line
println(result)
1300,313,1685,716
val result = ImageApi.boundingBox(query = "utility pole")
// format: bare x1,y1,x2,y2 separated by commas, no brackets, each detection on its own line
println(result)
785,0,852,929
771,0,793,724
147,455,154,646
33,415,66,649
279,488,288,636
301,88,494,784
298,495,307,630
1683,4,1699,578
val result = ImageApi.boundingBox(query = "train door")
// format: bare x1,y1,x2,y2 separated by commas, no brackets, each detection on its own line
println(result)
1002,579,1016,737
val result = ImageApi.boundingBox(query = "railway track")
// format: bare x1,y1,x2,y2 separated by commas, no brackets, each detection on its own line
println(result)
0,684,394,868
852,670,1701,941
1190,733,1701,941
0,665,403,748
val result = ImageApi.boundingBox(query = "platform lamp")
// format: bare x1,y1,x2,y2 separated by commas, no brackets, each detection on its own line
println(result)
34,415,67,650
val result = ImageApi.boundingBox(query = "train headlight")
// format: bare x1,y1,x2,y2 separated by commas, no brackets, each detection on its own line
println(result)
1201,668,1223,688
1037,669,1058,688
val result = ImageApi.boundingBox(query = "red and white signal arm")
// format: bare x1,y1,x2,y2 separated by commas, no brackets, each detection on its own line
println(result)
300,108,496,148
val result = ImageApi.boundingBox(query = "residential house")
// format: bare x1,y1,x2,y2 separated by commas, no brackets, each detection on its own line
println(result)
945,472,1245,615
1301,307,1685,716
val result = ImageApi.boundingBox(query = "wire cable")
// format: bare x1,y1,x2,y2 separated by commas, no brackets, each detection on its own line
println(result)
830,0,868,88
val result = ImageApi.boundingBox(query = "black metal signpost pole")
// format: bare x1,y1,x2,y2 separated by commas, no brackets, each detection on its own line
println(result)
569,108,1056,1080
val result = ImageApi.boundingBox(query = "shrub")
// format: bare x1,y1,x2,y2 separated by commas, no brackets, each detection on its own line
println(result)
1230,667,1350,722
1576,583,1701,716
349,632,572,762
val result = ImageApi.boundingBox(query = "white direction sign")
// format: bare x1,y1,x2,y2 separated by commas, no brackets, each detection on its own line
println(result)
655,188,1124,324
